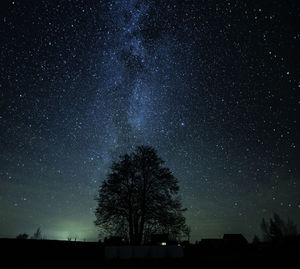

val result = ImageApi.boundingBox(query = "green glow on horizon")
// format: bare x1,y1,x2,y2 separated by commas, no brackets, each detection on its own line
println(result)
43,219,98,241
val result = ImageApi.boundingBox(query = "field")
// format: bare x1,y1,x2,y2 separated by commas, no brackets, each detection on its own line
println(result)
1,238,299,266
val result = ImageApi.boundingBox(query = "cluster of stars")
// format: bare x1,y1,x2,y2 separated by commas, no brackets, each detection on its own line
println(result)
0,0,299,241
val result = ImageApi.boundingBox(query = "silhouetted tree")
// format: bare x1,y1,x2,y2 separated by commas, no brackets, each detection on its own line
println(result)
16,233,29,240
32,227,42,240
185,225,191,242
95,145,188,245
252,235,260,244
260,213,298,242
260,217,270,241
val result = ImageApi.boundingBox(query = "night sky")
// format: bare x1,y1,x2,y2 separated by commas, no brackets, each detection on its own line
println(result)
0,0,299,242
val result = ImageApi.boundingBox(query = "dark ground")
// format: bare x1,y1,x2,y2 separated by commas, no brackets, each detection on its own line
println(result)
0,238,299,267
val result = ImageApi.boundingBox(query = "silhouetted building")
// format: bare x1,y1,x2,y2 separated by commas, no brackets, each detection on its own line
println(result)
223,234,248,247
151,234,169,245
201,239,224,249
198,234,249,255
104,236,127,245
180,240,190,247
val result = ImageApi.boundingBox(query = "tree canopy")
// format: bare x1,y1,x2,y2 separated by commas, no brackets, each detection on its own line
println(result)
94,145,188,244
260,213,297,242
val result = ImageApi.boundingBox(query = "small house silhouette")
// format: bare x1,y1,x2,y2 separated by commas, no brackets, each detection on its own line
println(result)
150,234,169,245
223,234,248,246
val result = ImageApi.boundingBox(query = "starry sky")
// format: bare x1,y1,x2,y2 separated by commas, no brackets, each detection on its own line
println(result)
0,0,299,242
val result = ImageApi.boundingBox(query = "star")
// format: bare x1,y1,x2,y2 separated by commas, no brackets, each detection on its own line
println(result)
0,0,298,243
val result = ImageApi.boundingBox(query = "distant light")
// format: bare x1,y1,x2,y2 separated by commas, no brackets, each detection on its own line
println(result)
161,242,167,246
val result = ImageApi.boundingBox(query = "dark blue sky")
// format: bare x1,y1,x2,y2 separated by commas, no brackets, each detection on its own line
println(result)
0,0,299,241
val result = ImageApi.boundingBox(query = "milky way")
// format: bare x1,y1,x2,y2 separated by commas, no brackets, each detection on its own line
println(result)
0,0,299,241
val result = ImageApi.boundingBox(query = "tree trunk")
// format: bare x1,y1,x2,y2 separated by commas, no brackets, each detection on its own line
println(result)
138,214,145,244
128,207,134,244
133,213,139,244
138,185,147,244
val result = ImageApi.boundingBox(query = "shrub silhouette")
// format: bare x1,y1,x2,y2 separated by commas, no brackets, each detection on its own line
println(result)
16,233,29,240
